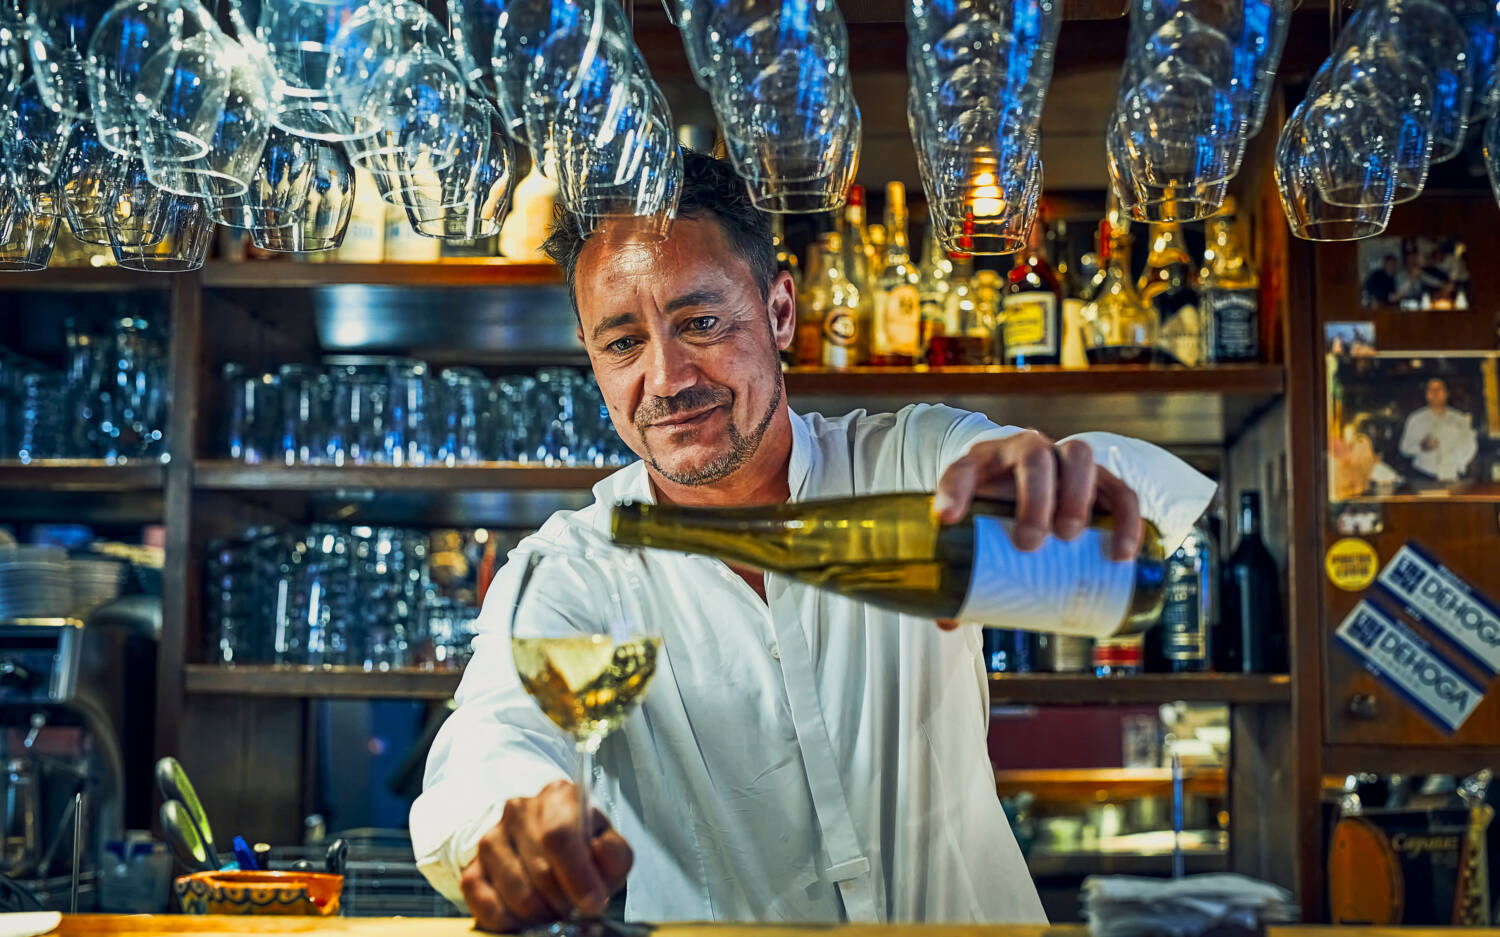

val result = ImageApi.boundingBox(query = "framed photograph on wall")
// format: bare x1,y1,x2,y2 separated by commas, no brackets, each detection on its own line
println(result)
1328,352,1500,502
1356,236,1471,311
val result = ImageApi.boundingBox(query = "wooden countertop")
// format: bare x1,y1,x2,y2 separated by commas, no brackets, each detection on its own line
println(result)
50,920,1496,937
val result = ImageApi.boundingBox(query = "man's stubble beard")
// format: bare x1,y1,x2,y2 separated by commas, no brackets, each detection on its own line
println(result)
639,376,783,487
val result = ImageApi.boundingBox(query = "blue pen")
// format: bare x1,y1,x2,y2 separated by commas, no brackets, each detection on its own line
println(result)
233,835,259,871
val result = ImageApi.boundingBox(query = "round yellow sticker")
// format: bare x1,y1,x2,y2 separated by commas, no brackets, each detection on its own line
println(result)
1326,538,1379,592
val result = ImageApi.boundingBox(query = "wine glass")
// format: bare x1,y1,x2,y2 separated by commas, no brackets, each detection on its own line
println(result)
507,537,662,936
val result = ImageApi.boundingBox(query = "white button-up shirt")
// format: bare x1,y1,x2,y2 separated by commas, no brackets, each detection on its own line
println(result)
1398,405,1478,481
412,404,1216,924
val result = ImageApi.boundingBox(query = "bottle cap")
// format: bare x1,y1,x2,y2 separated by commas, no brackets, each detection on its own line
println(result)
886,180,906,211
847,185,865,207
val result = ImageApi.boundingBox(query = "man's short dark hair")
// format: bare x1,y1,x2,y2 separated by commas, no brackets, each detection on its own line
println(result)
541,150,778,314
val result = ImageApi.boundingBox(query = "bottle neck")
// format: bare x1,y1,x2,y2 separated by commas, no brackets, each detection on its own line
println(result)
885,210,911,262
1239,501,1261,539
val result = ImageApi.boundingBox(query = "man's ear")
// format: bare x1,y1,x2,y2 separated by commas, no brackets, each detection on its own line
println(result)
767,270,796,352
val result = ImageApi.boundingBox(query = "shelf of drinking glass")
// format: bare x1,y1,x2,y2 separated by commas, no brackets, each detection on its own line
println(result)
182,665,1291,703
0,461,167,491
192,460,614,491
183,663,462,700
0,260,564,291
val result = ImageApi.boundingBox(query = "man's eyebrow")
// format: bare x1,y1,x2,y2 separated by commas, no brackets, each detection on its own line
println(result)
663,289,725,313
591,312,639,342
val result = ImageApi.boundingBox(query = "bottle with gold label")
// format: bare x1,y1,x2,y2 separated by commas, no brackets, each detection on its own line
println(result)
873,182,923,366
795,236,830,368
1139,221,1202,366
1081,217,1160,365
821,232,869,369
1001,216,1064,367
1200,197,1260,363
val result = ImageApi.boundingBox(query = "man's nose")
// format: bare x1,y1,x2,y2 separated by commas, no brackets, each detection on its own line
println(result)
643,338,698,400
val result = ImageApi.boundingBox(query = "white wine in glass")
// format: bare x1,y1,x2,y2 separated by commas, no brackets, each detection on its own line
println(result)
507,542,661,936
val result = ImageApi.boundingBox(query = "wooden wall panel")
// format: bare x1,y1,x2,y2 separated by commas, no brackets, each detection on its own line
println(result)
1313,195,1500,752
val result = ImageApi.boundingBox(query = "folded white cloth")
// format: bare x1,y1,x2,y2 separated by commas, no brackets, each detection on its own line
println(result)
1083,874,1297,937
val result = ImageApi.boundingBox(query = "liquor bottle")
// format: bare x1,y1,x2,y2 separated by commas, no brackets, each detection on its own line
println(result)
612,492,1170,636
1200,197,1261,364
1081,218,1159,364
337,169,386,263
916,226,954,355
772,214,802,294
819,232,870,370
1216,491,1287,673
986,629,1036,673
973,270,1002,364
1093,636,1143,676
872,182,923,366
842,185,873,301
866,222,887,282
1001,216,1064,367
932,249,987,366
1138,221,1202,366
1151,519,1217,673
794,237,829,367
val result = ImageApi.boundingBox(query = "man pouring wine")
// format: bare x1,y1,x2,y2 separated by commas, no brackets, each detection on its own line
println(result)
412,153,1217,928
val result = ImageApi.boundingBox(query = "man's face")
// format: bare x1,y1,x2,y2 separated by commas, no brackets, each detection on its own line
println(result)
1427,379,1448,410
574,216,795,487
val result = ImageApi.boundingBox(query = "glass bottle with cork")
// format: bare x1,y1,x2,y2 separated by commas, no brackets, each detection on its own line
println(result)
1000,212,1064,367
1081,216,1159,365
1139,221,1202,366
1200,197,1261,364
872,181,923,367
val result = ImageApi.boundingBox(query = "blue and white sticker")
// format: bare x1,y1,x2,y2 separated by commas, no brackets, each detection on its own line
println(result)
1376,542,1500,678
1334,600,1484,734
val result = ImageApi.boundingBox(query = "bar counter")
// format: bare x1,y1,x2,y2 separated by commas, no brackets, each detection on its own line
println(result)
49,920,1467,937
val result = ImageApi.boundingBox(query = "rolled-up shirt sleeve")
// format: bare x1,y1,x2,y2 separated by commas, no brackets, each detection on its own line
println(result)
913,404,1218,551
410,546,583,910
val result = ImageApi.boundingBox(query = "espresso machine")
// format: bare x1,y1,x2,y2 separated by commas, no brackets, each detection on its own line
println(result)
0,599,159,906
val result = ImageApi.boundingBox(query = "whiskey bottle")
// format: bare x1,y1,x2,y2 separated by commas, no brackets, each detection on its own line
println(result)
1201,197,1261,364
820,232,870,370
1081,218,1160,365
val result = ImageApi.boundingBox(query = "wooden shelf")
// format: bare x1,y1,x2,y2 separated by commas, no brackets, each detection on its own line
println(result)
988,673,1292,705
995,767,1227,801
0,462,167,491
0,265,173,291
199,260,562,289
183,666,1288,704
192,460,612,492
783,364,1285,397
184,664,461,700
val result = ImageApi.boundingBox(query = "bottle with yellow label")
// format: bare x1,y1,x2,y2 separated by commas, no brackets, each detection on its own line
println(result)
1001,216,1063,367
820,232,869,370
873,182,923,366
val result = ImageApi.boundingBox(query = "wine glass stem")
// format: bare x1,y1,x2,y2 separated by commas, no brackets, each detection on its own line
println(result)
576,743,593,860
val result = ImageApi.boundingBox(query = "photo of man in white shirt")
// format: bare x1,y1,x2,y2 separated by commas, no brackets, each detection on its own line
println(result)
1398,378,1478,483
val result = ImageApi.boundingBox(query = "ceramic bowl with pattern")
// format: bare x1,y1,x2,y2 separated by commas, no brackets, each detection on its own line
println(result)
174,870,343,916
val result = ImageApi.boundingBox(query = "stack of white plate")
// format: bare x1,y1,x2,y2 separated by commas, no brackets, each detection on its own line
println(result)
0,545,72,619
70,555,127,618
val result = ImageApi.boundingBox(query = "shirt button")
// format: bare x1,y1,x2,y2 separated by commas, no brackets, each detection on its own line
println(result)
768,642,780,659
